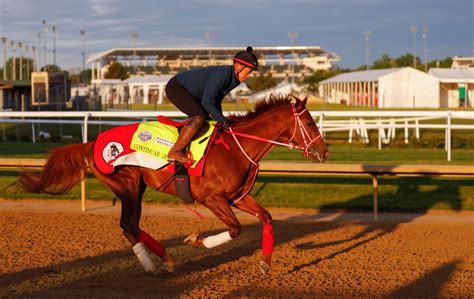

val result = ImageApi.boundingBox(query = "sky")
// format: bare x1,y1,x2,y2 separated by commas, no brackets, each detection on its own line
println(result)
0,0,472,71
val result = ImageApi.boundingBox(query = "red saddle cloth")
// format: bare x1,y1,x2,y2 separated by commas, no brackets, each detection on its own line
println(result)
93,116,218,176
93,123,139,174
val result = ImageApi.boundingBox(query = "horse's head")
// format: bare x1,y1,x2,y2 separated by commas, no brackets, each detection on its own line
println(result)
287,97,330,163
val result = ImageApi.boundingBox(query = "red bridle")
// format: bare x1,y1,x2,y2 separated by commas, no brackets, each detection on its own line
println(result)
225,103,322,166
223,103,322,205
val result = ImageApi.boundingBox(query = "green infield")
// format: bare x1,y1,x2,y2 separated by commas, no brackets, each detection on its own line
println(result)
0,141,472,212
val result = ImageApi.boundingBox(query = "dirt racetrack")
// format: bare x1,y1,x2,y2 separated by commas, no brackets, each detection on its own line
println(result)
1,199,473,298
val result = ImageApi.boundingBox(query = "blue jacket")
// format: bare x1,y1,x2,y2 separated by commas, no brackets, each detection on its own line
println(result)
176,66,240,123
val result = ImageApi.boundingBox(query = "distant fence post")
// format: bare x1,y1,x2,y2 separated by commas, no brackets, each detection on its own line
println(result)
81,113,90,212
31,123,36,144
372,174,379,221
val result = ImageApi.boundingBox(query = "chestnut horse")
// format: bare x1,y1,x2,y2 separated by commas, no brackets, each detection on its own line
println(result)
19,96,329,275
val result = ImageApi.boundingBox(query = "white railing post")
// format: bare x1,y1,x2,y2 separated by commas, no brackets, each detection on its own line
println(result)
32,123,36,144
447,111,452,162
81,113,90,212
404,118,409,144
415,118,420,140
348,118,353,143
319,112,324,138
377,119,382,150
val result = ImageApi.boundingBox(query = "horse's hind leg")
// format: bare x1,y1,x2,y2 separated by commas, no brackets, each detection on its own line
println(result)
233,194,273,275
90,167,174,274
184,195,242,250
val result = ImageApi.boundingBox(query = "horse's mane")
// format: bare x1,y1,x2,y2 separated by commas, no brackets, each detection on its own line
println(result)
228,94,294,123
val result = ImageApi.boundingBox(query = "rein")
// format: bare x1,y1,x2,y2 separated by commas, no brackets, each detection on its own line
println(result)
226,104,322,161
225,104,322,205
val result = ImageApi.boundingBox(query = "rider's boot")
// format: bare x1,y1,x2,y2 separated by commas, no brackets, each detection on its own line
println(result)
167,116,203,163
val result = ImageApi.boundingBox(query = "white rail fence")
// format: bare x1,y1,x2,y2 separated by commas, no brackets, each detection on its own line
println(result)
1,110,473,161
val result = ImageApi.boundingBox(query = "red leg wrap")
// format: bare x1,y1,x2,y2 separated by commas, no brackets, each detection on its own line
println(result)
262,223,274,256
137,230,165,257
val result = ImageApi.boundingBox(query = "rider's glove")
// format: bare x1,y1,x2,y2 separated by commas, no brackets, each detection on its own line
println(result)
219,118,234,132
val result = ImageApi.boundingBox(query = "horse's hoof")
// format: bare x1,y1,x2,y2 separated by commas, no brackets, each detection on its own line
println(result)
162,261,175,273
258,259,270,275
183,233,199,246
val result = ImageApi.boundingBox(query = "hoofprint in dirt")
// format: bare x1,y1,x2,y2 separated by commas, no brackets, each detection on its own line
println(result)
1,199,473,298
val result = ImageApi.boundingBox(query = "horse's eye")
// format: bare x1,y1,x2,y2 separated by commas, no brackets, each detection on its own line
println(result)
306,121,314,127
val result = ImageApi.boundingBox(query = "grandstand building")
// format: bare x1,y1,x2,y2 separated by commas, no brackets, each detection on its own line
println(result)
86,46,340,82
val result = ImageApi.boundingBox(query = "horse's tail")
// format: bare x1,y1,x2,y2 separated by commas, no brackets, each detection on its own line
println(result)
18,142,94,195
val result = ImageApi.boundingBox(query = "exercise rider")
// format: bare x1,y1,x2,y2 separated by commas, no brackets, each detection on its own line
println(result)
165,46,259,163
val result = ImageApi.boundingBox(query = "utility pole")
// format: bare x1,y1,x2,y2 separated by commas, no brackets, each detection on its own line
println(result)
1,37,7,80
32,46,36,72
364,30,372,70
422,25,429,72
410,25,418,69
52,25,57,67
288,32,298,83
25,45,30,79
11,41,16,80
37,32,41,71
80,29,86,84
205,32,214,64
131,32,138,73
18,42,23,80
43,20,48,72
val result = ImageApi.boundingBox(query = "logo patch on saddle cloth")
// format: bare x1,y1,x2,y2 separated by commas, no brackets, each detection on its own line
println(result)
102,141,124,163
130,121,216,167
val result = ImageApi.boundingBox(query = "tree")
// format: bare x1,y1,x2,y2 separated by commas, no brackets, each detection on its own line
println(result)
70,69,92,84
104,61,129,80
1,57,35,80
395,53,422,68
372,54,395,69
427,57,453,69
41,64,62,72
246,72,277,92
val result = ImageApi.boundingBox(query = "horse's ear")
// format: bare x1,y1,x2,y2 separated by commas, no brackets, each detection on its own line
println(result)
295,96,308,111
290,94,302,106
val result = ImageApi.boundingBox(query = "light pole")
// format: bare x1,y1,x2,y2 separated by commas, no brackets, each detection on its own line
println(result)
52,25,57,67
25,45,30,79
288,32,298,83
131,32,138,73
18,42,23,80
11,41,16,80
37,32,41,71
205,32,214,64
364,30,372,70
80,29,86,84
422,25,428,72
410,25,418,69
1,37,7,80
32,46,36,72
42,20,48,72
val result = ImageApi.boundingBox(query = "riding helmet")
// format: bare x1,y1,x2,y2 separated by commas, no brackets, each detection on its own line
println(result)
233,46,259,71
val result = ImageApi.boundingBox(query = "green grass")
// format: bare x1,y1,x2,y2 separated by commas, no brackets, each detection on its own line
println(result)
1,123,473,212
1,170,472,212
1,141,473,164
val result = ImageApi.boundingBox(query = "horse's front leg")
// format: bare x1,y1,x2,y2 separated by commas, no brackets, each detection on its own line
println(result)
233,194,273,275
184,195,242,249
116,184,174,274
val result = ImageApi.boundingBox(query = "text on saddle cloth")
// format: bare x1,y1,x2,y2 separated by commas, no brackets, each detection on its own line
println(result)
130,120,217,168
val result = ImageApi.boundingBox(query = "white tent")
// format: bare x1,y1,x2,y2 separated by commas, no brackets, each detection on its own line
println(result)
320,67,440,108
429,68,474,107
